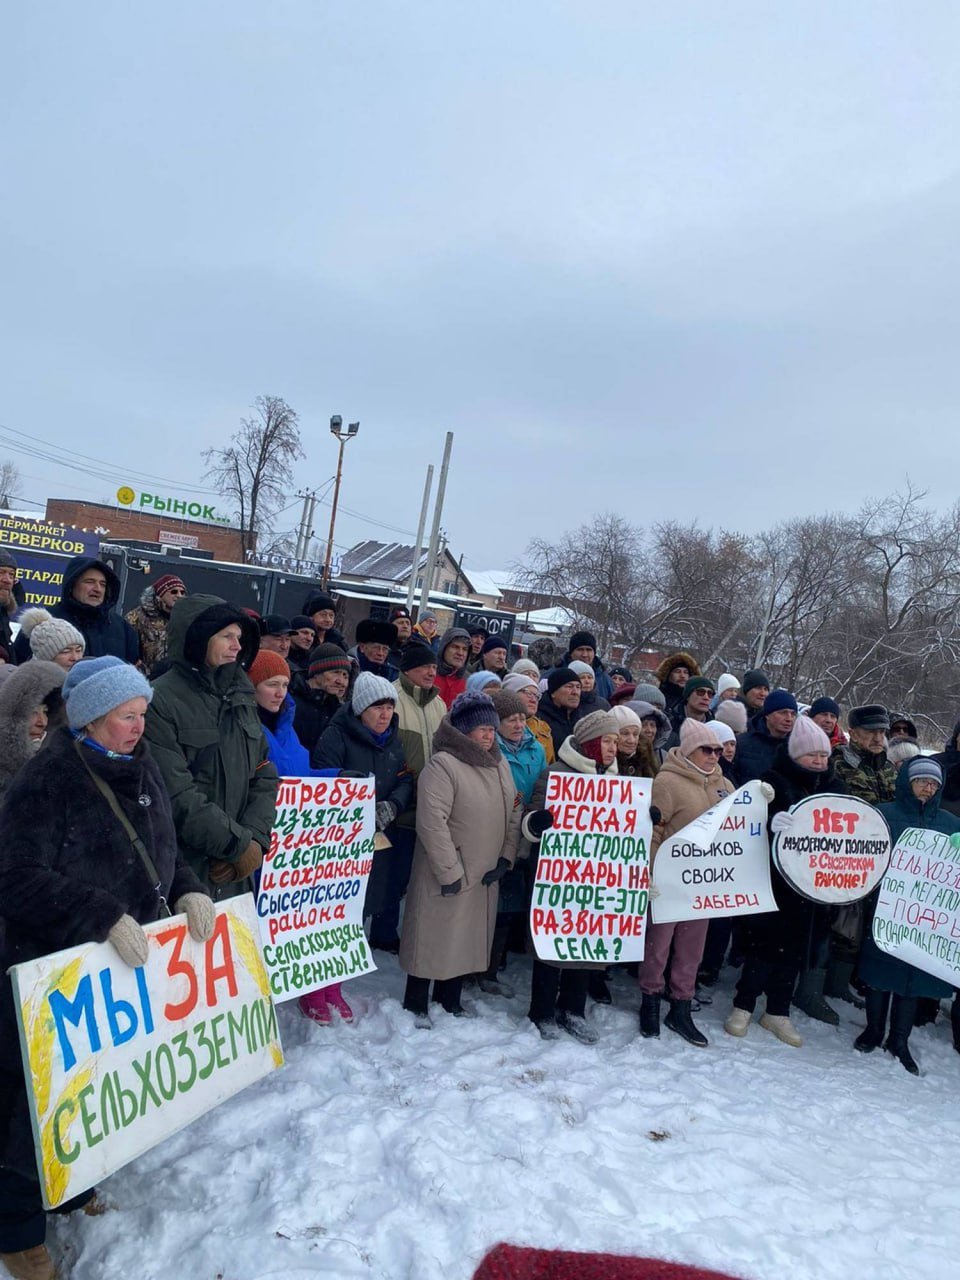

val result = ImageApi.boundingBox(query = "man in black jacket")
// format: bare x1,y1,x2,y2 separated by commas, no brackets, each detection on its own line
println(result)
14,555,138,664
538,667,586,754
0,550,19,662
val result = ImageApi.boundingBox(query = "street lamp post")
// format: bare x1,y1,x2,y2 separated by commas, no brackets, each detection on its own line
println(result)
322,415,359,588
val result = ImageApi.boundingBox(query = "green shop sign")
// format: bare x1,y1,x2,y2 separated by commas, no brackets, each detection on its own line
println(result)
116,486,234,527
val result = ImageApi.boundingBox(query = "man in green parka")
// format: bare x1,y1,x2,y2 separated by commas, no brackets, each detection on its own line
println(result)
145,594,279,897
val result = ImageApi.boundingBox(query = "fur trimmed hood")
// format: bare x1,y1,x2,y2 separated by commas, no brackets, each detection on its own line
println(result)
0,660,65,793
654,650,701,685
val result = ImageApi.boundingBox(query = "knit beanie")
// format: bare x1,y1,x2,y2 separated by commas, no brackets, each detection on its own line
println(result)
632,682,666,710
480,634,508,655
308,643,352,678
717,673,741,696
679,718,721,758
153,573,186,598
352,671,397,715
467,670,501,693
683,676,716,701
304,591,336,615
510,658,541,679
809,696,841,719
503,672,539,696
400,642,438,672
248,650,290,687
705,719,736,746
609,705,642,730
609,684,637,706
488,689,526,722
449,690,500,734
0,549,17,570
742,669,771,695
906,756,943,785
715,699,748,734
573,710,619,745
290,615,315,631
763,689,799,716
62,656,153,730
787,716,831,760
568,660,594,678
548,667,581,694
18,608,86,662
568,631,597,654
888,740,921,765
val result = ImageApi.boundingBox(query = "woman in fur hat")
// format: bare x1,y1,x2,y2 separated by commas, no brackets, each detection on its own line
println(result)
0,660,66,798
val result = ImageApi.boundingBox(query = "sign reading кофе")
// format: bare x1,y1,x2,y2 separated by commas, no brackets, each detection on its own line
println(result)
115,486,234,528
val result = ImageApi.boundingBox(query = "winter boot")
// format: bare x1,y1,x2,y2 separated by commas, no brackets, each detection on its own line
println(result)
478,975,516,998
759,1013,803,1047
639,992,661,1039
588,970,612,1005
854,988,890,1054
792,968,840,1026
724,1007,751,1038
299,990,331,1025
664,999,708,1048
824,958,865,1008
885,996,920,1075
0,1245,56,1280
557,1009,598,1044
479,925,513,998
952,997,960,1054
325,984,354,1023
533,1016,562,1041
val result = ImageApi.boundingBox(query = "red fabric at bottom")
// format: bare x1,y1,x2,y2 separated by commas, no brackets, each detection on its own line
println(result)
472,1244,745,1280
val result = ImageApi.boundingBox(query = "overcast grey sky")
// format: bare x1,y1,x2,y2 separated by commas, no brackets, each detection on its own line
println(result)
2,2,958,578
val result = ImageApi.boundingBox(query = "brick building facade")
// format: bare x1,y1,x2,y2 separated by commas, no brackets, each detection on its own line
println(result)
45,499,248,563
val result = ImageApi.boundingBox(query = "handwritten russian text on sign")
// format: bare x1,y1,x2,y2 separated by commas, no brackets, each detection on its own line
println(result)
11,897,282,1210
873,827,960,985
772,793,891,904
256,775,377,1001
650,782,775,924
530,773,652,964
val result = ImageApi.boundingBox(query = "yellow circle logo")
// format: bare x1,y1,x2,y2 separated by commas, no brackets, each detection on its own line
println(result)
116,486,136,506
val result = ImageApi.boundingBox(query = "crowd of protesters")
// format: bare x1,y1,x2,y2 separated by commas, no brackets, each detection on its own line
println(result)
0,550,958,1279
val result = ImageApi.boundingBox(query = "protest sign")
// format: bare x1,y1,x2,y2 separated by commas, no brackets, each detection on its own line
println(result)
0,513,100,609
872,827,960,986
11,897,282,1210
256,775,377,1001
530,773,652,963
772,793,891,904
650,781,776,924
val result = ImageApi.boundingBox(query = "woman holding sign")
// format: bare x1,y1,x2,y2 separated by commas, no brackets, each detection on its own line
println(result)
0,656,214,1280
857,757,960,1074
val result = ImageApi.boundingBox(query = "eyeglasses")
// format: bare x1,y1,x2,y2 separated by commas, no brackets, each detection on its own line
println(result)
697,745,723,757
167,588,187,596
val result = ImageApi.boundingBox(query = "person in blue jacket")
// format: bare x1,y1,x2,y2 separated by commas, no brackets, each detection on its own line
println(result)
857,755,960,1074
247,648,357,1029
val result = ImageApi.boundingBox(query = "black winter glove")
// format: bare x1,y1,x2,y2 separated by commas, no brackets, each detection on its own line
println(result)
650,806,662,827
441,878,462,897
481,857,511,886
526,809,554,839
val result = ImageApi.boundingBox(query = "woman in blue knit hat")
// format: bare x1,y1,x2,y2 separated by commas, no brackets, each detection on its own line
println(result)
0,656,213,1280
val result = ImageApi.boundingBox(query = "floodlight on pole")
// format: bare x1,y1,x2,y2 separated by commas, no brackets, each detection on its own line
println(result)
322,415,359,588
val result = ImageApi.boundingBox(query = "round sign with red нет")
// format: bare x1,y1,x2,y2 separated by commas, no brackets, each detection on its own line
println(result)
772,792,892,905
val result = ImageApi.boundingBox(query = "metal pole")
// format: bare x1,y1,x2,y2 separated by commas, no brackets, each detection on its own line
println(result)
405,464,434,615
420,432,453,616
322,439,346,588
294,490,311,561
304,491,319,569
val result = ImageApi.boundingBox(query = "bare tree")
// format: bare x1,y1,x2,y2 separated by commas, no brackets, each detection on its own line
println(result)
0,459,21,509
203,396,304,554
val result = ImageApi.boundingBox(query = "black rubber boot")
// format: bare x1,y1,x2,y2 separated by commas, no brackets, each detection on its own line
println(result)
854,988,890,1053
952,997,960,1054
588,970,612,1005
639,992,661,1039
824,958,865,1008
793,968,840,1026
885,996,920,1075
664,999,708,1048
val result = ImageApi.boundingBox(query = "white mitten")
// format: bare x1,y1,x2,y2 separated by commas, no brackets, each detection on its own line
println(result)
108,914,149,967
770,811,793,835
175,893,216,942
648,884,661,900
758,782,775,803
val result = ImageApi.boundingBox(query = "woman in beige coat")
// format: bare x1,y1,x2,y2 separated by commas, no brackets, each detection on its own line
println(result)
400,691,521,1023
639,718,733,1048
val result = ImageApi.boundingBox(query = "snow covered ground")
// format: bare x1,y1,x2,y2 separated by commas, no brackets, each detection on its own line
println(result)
50,955,960,1280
